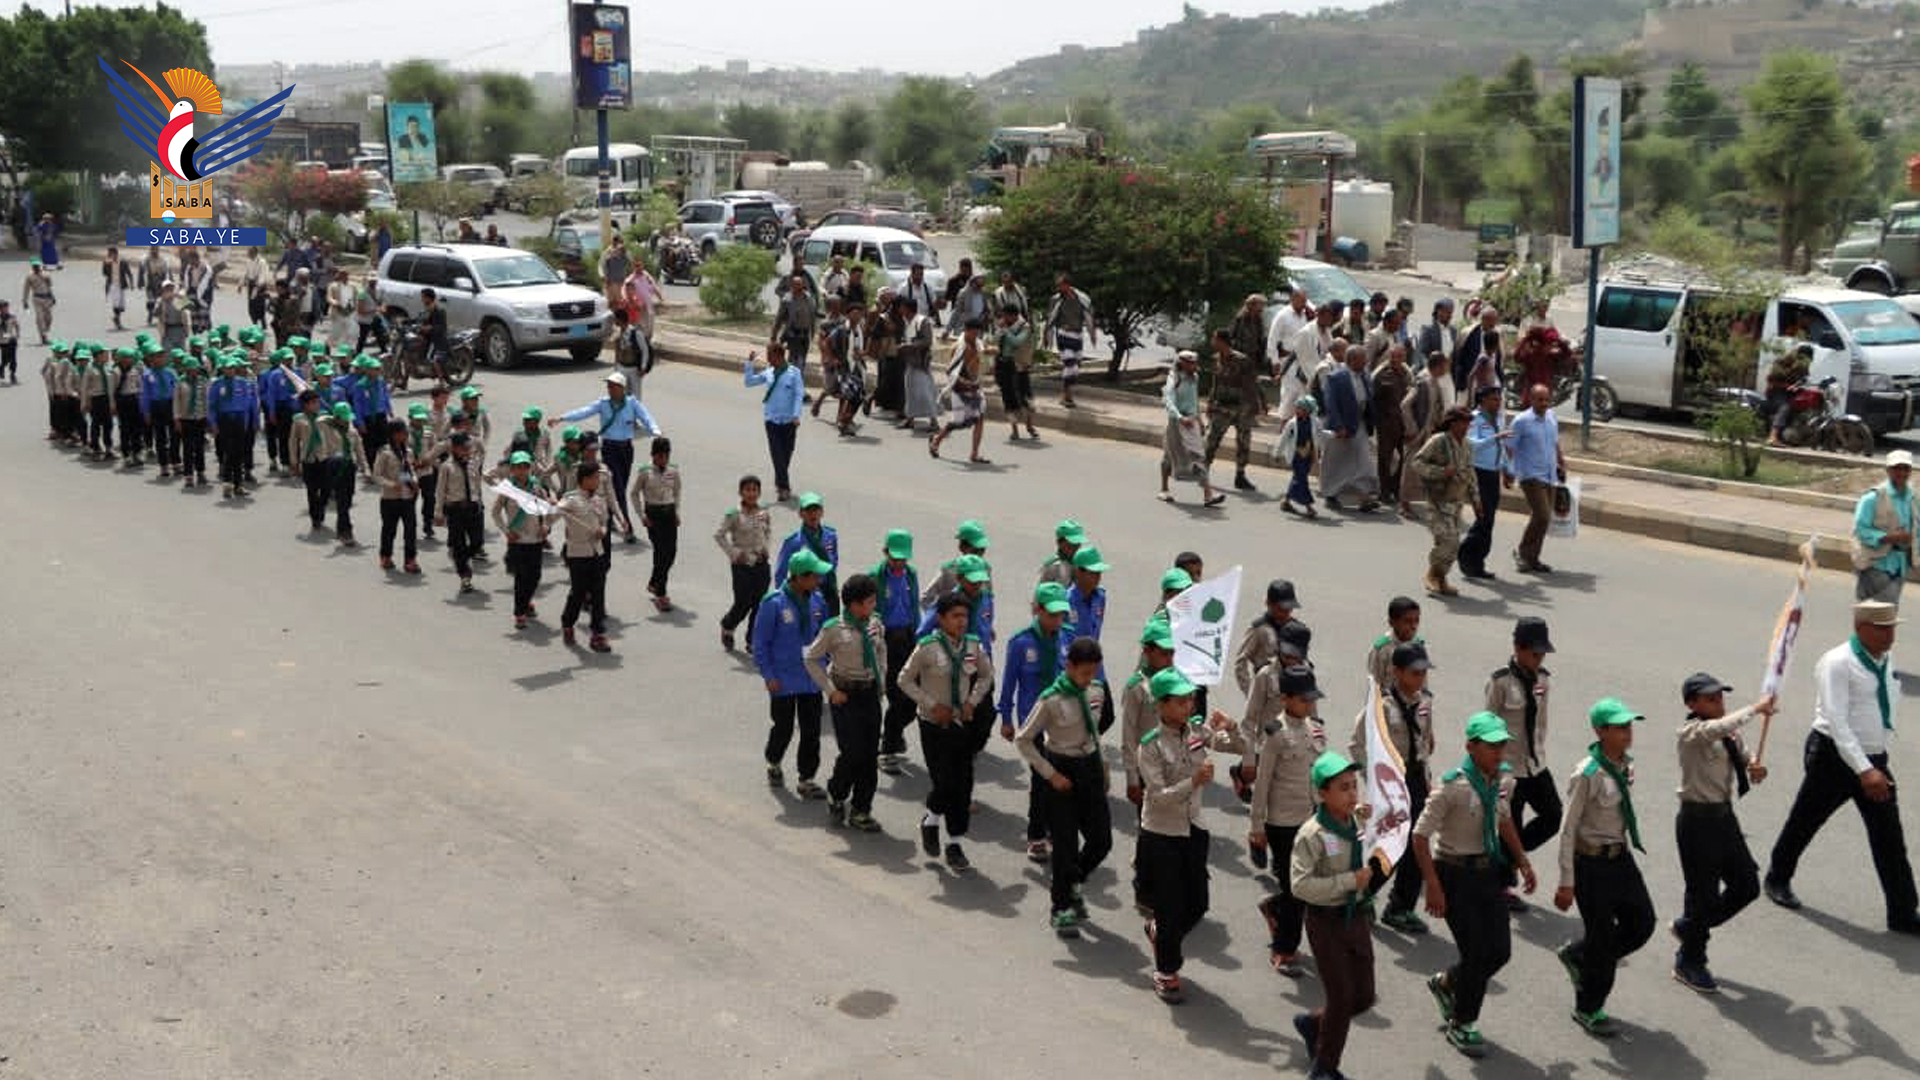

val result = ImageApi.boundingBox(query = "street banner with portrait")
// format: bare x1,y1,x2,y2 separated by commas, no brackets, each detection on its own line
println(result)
387,102,438,184
1166,566,1241,687
1571,76,1622,248
1761,536,1817,699
1361,676,1413,870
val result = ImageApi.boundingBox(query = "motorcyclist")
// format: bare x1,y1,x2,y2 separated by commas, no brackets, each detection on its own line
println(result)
1765,343,1813,447
420,288,451,388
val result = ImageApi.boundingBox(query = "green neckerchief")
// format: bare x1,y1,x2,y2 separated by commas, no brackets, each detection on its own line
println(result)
849,613,879,679
1444,755,1512,866
763,362,788,403
1373,632,1424,649
303,413,324,460
507,474,535,532
1042,672,1097,739
186,373,202,414
1852,634,1893,730
1031,622,1061,688
802,524,829,562
933,631,967,707
411,425,425,459
1589,744,1644,853
1314,806,1368,918
90,361,111,395
871,561,918,617
786,584,816,644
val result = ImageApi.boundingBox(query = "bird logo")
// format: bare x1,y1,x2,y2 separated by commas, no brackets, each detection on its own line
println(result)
98,56,294,182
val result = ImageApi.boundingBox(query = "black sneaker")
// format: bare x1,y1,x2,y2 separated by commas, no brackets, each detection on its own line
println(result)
796,779,827,800
827,798,846,823
1672,956,1718,994
765,763,784,787
1292,1012,1320,1053
921,821,940,858
1764,877,1802,910
944,843,971,873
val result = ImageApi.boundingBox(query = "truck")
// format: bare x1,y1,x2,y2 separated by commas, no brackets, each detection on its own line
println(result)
1818,201,1920,295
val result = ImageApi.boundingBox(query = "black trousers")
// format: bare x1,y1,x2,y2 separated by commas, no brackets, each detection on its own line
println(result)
827,684,883,812
379,497,417,561
766,693,823,778
417,472,438,532
1383,770,1432,914
444,502,484,578
178,417,206,477
363,415,390,467
147,403,175,466
88,395,113,451
1303,906,1377,1073
602,438,635,532
265,407,293,466
328,460,355,533
215,416,248,485
1262,823,1307,954
643,504,678,595
1459,466,1501,572
1510,769,1563,853
880,626,917,755
1139,827,1211,974
0,340,15,379
1568,853,1655,1014
919,714,978,838
1026,731,1050,843
506,541,543,614
764,420,797,493
1439,858,1511,1024
1044,751,1113,913
115,394,144,456
562,554,608,633
302,463,330,525
1768,732,1918,921
1676,803,1758,964
723,560,770,634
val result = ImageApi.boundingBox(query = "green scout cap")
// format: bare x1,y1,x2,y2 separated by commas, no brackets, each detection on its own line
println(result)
1139,615,1174,649
788,549,832,577
1034,582,1071,614
271,347,294,362
1465,712,1511,744
955,554,991,583
332,343,353,358
1149,667,1197,701
1588,697,1645,728
460,387,481,400
1296,394,1318,414
49,339,69,352
313,363,335,378
140,340,163,355
72,347,92,360
168,348,187,362
1310,751,1361,790
1071,546,1109,573
1160,567,1194,592
288,336,310,349
239,326,263,344
28,256,41,266
955,519,990,549
1054,518,1086,544
187,335,205,347
508,450,534,466
522,406,543,422
113,346,136,360
215,323,231,341
883,528,913,560
353,355,380,370
408,403,429,420
330,402,354,421
796,491,824,509
561,424,582,441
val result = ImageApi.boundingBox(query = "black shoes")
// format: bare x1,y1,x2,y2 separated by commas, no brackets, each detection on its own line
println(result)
944,842,971,872
1764,877,1802,910
921,821,940,858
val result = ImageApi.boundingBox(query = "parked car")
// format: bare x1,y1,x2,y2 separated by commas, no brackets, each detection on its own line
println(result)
788,206,923,261
718,189,798,233
677,198,782,257
796,225,946,295
1278,256,1370,311
508,153,550,179
374,243,609,369
441,163,509,212
1819,202,1920,295
549,220,604,285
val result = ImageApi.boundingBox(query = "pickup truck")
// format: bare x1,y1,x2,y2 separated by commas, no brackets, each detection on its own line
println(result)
1819,202,1920,295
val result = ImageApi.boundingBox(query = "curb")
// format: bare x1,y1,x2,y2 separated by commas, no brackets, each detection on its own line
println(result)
652,331,1842,567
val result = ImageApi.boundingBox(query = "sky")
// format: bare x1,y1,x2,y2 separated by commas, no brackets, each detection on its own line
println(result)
8,0,1379,78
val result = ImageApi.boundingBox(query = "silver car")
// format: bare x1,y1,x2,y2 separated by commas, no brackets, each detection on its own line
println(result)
375,243,609,369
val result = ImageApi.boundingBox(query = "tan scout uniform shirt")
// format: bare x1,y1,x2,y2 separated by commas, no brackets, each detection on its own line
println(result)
1234,616,1285,695
898,633,993,721
1138,718,1246,837
172,375,209,420
1290,813,1368,908
1249,712,1325,832
1485,663,1551,779
1677,705,1761,805
804,615,887,692
555,488,609,558
289,412,326,468
633,462,682,509
714,506,772,564
1015,682,1108,778
1119,671,1158,788
1364,634,1426,701
1557,750,1637,890
1239,660,1302,769
372,444,420,500
1412,767,1516,859
319,421,367,472
490,479,551,543
1350,685,1436,782
437,454,487,509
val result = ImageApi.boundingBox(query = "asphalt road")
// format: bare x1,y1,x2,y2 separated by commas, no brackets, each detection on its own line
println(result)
3,255,1917,1079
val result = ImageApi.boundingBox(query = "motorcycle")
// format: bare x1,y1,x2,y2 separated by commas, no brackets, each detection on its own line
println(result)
379,315,476,392
656,233,702,286
1502,326,1616,421
1716,376,1875,456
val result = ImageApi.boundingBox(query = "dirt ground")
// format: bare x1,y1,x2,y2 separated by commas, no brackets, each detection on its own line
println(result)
1581,425,1882,493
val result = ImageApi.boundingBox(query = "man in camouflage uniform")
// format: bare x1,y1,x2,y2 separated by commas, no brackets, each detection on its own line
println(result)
1414,404,1477,597
1203,328,1263,492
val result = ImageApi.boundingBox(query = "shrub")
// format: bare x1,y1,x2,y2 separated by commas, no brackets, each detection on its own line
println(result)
699,244,778,320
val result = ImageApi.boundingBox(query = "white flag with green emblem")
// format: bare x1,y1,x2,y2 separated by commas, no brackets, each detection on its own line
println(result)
1166,565,1242,686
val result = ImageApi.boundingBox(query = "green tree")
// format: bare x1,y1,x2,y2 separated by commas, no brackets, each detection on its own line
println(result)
978,161,1291,377
387,59,469,162
878,77,989,185
1482,55,1539,129
790,108,830,162
473,72,534,166
831,102,875,165
1659,61,1739,149
1068,95,1126,153
1623,132,1701,214
0,3,212,173
723,103,790,151
397,179,487,241
699,244,778,320
1201,103,1282,161
1736,50,1863,268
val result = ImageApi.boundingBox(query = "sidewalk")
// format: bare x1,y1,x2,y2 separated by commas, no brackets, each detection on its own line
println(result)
652,323,1853,569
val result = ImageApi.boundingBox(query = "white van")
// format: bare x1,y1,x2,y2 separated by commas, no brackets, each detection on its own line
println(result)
560,143,652,207
1592,272,1920,434
799,225,947,295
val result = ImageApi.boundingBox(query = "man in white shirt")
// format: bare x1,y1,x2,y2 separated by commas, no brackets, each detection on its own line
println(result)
1279,303,1336,417
1764,600,1920,933
1267,287,1313,378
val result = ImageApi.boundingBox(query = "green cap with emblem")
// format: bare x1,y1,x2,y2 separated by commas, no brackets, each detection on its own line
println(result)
954,553,991,583
288,335,310,349
271,346,294,362
1071,546,1109,573
187,335,205,348
1310,750,1361,790
508,450,534,466
1139,615,1174,649
1033,582,1071,614
332,343,354,358
788,549,832,577
1054,518,1086,544
408,403,430,420
1588,697,1644,728
330,402,354,421
796,490,824,509
1465,711,1511,744
313,362,335,378
1149,667,1197,701
561,424,582,442
883,528,913,560
113,346,137,360
522,406,543,422
954,519,990,549
460,386,481,400
1160,567,1194,593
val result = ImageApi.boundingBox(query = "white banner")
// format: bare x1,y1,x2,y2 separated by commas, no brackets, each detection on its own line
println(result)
1761,535,1817,699
487,481,557,517
1167,565,1242,687
1361,676,1414,870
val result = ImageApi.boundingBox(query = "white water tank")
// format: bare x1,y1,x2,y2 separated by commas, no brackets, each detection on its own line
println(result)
1332,179,1393,253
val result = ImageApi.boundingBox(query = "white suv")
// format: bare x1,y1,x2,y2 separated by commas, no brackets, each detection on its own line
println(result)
375,243,609,368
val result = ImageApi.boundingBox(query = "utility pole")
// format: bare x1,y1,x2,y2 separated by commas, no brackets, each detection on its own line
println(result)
1413,131,1426,267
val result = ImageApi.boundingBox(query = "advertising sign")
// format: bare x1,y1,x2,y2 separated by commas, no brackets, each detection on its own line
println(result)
387,102,439,184
571,3,633,110
1571,76,1622,248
